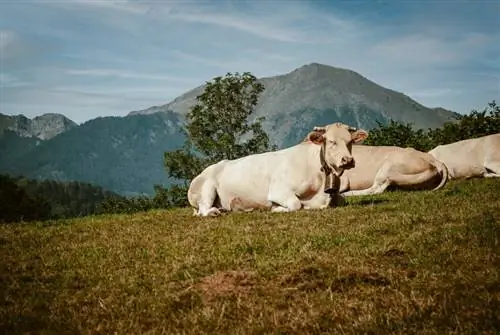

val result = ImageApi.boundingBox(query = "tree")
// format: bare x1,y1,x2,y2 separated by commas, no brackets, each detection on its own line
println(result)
364,100,500,152
0,174,51,223
163,72,275,205
428,100,500,146
363,119,434,152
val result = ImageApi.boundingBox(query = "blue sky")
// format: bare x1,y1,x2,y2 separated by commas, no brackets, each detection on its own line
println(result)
0,0,498,124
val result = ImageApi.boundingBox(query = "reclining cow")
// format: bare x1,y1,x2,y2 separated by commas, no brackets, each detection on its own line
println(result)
428,133,500,179
302,135,448,196
338,146,448,196
188,122,368,216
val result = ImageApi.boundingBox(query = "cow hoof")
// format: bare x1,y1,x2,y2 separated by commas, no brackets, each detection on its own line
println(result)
205,207,221,217
271,206,290,213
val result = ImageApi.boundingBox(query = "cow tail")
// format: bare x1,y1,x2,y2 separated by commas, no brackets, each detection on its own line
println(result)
431,158,449,191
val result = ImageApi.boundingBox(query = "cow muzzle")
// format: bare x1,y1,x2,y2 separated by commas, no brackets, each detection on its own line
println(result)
339,156,355,169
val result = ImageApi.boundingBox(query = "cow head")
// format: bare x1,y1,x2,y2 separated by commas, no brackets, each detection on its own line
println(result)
305,122,368,176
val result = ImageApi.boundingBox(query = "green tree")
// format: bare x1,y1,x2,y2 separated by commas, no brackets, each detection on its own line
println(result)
163,72,276,206
0,174,51,223
428,100,500,146
363,120,434,151
364,101,500,152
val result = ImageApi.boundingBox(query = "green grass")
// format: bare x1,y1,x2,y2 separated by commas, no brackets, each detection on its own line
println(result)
1,179,499,334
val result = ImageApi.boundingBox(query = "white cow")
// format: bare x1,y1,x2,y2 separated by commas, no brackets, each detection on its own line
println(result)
428,133,500,179
188,122,368,216
336,145,449,196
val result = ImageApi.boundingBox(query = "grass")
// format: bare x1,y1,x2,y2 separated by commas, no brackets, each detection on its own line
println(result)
1,178,499,334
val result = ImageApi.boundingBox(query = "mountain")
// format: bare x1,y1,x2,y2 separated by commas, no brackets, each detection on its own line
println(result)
1,63,460,195
0,113,78,140
4,112,185,196
0,113,77,172
0,130,40,172
129,63,459,148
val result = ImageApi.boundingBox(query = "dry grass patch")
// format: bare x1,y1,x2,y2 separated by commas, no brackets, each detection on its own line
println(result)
0,178,499,334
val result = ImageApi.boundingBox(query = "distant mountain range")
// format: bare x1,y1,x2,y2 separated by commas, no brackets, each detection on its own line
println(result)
0,63,459,195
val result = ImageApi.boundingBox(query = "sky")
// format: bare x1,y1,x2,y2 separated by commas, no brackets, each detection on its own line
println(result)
0,0,499,124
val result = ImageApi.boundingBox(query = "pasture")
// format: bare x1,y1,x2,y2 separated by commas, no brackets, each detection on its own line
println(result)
1,178,499,334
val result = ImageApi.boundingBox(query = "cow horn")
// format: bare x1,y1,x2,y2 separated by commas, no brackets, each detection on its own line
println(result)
313,126,326,133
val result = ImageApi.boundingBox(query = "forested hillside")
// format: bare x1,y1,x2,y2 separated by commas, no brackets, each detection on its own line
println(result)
0,174,123,223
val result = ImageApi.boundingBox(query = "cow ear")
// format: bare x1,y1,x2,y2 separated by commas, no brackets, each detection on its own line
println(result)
307,131,325,145
351,129,368,143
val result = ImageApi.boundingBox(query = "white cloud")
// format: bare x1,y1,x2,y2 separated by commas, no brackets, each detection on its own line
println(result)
0,30,16,49
162,2,358,44
168,11,304,43
370,33,492,68
64,68,198,83
46,0,149,14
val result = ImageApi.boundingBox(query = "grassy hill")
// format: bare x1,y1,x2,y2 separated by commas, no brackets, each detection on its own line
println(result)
1,178,499,334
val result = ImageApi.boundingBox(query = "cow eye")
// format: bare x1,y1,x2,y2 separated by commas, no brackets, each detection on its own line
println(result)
330,140,336,145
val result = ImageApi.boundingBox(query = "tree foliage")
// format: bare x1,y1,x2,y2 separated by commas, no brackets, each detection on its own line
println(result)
96,184,188,214
0,174,121,223
364,100,500,151
363,120,434,151
0,174,51,223
162,72,276,205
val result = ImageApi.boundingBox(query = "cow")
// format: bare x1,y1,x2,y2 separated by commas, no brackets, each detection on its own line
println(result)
187,122,368,216
302,134,448,196
428,133,500,179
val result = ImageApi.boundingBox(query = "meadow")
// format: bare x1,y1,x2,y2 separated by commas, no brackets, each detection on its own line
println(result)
1,178,499,334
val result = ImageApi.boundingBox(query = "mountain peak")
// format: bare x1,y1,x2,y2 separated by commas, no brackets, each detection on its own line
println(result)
0,113,77,140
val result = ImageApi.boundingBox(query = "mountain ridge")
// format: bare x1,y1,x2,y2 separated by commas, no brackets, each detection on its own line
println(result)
0,112,78,140
128,62,458,148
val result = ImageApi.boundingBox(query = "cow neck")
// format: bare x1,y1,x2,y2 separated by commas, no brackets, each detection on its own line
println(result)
319,142,337,194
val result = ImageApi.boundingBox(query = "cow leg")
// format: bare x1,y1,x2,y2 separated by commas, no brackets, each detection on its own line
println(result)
267,190,302,213
302,192,341,209
195,179,221,217
342,164,393,197
484,163,500,177
342,180,391,197
343,161,443,197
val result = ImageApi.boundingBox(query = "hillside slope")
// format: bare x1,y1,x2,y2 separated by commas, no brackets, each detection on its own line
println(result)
1,179,498,333
7,112,184,196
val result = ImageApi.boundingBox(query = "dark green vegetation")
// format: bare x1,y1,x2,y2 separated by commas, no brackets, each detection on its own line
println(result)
0,131,40,171
1,178,498,333
0,63,457,196
364,100,500,151
0,174,122,223
2,112,184,196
